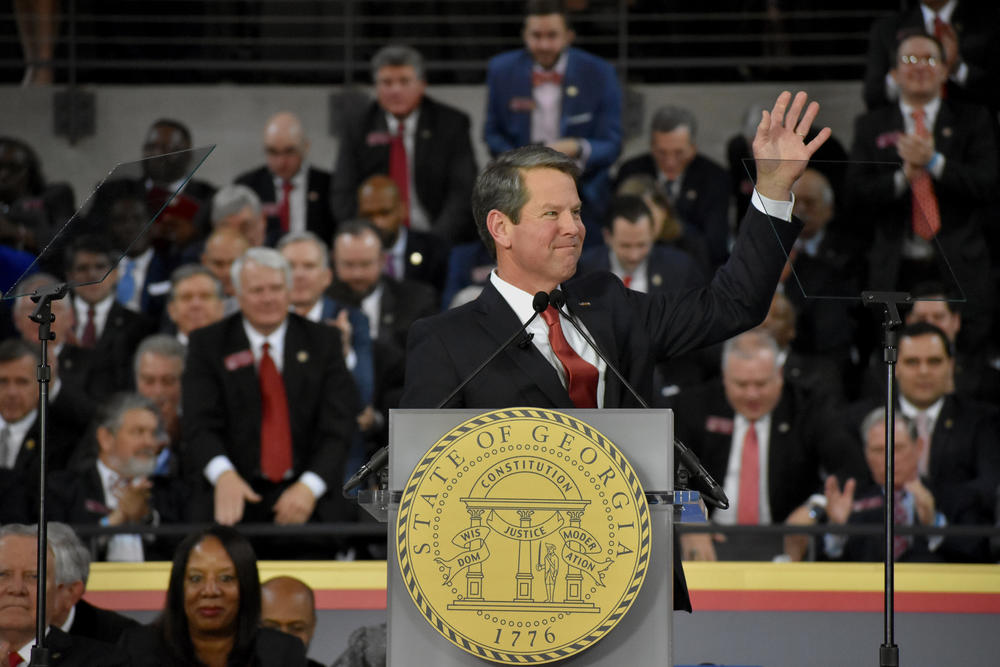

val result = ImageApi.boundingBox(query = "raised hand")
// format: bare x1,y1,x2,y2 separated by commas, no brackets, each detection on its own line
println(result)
824,475,856,525
752,90,831,200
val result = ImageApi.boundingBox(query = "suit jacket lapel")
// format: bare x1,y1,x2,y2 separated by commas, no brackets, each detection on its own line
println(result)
12,419,39,475
513,51,534,144
224,317,261,417
933,103,955,155
473,283,572,408
281,317,309,414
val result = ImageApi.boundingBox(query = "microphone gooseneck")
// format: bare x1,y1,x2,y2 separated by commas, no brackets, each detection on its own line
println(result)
547,288,730,510
342,445,389,494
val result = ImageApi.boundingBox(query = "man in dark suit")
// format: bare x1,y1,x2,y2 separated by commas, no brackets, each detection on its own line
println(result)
182,247,359,529
261,577,324,667
47,523,139,644
576,194,706,292
63,236,154,403
0,525,129,666
47,394,188,561
672,330,867,560
330,45,477,244
400,91,834,609
615,105,732,268
357,174,449,296
848,32,998,349
236,112,336,246
861,0,1000,114
483,0,622,243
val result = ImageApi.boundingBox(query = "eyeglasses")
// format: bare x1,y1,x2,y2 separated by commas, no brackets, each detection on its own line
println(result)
899,54,939,67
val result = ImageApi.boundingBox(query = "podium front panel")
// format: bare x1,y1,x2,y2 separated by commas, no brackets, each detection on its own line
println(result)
388,408,674,666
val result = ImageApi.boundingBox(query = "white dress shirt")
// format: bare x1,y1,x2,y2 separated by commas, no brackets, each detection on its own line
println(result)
0,409,37,469
271,166,309,234
385,111,431,232
73,293,114,342
715,414,774,526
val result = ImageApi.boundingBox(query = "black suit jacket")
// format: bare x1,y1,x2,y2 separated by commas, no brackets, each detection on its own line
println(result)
400,205,802,612
181,313,359,491
69,599,139,645
235,165,337,245
577,244,707,293
331,96,478,244
829,483,944,563
401,228,450,296
673,381,867,524
615,153,732,267
118,625,306,667
41,626,131,666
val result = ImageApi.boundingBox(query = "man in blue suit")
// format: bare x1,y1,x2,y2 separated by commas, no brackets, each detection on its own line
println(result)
483,0,621,244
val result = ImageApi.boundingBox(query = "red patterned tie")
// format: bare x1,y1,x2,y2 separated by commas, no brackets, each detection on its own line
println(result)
259,342,292,483
737,422,760,524
622,274,632,288
909,108,941,240
540,306,598,409
278,179,293,233
9,652,23,666
389,123,410,226
80,306,97,348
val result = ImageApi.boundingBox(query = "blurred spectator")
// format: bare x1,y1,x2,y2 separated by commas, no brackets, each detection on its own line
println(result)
862,1,1000,115
0,136,74,257
0,524,130,665
47,394,188,561
331,45,477,244
133,334,187,473
331,623,387,667
357,174,449,296
484,0,622,244
199,227,250,311
165,264,226,344
181,248,358,536
673,330,866,561
616,105,731,268
847,32,997,350
440,240,494,311
235,112,336,246
118,526,306,666
577,194,705,292
64,235,153,402
261,576,324,667
212,185,267,248
47,522,139,643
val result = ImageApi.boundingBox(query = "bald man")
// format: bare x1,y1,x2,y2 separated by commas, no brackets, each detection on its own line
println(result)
357,174,449,295
236,111,336,245
261,576,324,667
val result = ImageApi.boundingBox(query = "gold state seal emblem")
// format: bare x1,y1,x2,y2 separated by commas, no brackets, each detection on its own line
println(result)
396,408,651,664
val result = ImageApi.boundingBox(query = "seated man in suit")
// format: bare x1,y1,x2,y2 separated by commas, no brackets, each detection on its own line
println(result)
165,264,226,344
672,330,866,561
331,45,477,244
261,577,324,667
181,247,359,532
63,235,154,402
484,0,622,242
211,184,267,248
0,524,129,666
401,92,834,606
236,112,336,246
47,393,187,561
357,174,449,297
134,334,187,475
576,194,706,292
615,105,731,268
47,522,138,643
199,227,250,314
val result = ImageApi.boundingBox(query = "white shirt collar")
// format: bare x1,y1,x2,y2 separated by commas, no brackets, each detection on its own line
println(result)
900,96,941,132
73,293,115,340
532,50,569,75
898,394,945,423
304,299,324,323
0,409,37,469
241,317,289,373
385,109,420,136
96,457,121,508
921,0,956,29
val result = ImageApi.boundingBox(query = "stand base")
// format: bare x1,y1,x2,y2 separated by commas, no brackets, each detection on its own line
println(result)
880,643,899,666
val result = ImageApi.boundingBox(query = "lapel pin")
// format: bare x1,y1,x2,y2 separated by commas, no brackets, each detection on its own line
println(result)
778,422,790,433
26,439,36,451
945,418,953,428
421,129,432,139
384,313,395,325
577,301,591,307
942,127,952,138
409,251,424,266
685,189,697,201
308,190,319,202
566,85,578,97
297,350,309,363
651,274,662,287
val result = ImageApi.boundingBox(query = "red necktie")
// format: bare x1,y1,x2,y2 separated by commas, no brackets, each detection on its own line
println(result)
893,489,911,559
532,70,563,86
9,652,23,666
389,123,410,226
278,179,293,233
737,422,760,524
259,342,292,483
622,274,632,288
909,108,941,241
80,306,97,348
540,306,598,409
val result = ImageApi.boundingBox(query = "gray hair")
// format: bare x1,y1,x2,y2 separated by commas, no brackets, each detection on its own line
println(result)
277,230,330,269
230,246,293,295
0,524,55,577
371,44,425,81
472,145,581,259
650,105,698,140
133,333,187,380
721,330,781,374
859,407,917,445
98,393,160,435
47,522,91,585
169,263,224,301
211,184,261,225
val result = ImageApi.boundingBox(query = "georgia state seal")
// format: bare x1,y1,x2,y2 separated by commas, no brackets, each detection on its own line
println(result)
396,408,651,664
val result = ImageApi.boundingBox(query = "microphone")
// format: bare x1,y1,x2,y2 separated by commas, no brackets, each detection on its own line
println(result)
434,291,550,409
548,289,730,510
343,445,389,494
